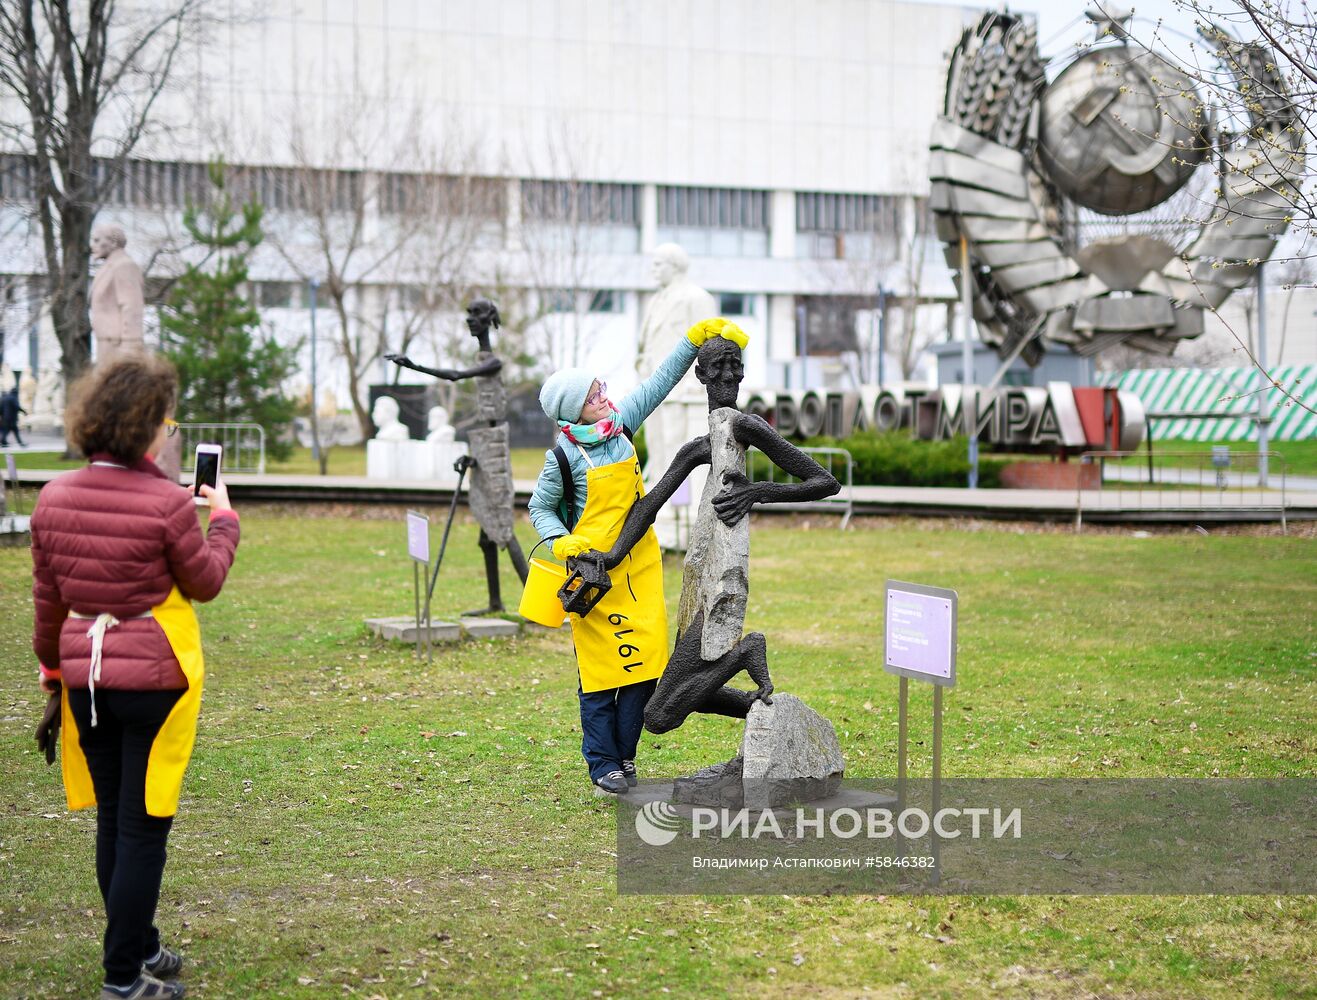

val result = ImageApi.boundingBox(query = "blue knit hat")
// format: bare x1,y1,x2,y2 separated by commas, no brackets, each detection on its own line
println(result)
539,368,595,423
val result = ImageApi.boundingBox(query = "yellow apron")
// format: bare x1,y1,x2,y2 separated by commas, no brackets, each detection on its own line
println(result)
60,585,206,818
568,442,668,693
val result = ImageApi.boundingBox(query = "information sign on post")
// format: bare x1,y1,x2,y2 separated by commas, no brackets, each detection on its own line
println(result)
884,582,956,686
883,580,958,886
405,511,431,661
406,510,430,564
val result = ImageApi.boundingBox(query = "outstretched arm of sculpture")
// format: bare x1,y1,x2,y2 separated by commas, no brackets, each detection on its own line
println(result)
384,353,502,381
711,413,840,525
598,435,712,569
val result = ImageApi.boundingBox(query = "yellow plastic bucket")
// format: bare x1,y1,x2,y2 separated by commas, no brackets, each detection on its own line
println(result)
519,557,569,626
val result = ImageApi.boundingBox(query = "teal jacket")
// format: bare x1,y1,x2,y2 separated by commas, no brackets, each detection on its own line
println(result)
528,338,698,543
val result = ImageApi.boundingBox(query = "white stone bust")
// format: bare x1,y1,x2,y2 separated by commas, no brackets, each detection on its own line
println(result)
426,405,455,443
372,395,410,441
636,243,717,380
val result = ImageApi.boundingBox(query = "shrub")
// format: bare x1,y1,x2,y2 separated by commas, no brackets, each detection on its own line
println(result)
790,430,1008,488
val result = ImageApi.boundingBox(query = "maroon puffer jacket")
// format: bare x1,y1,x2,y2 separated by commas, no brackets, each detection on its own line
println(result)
31,454,240,691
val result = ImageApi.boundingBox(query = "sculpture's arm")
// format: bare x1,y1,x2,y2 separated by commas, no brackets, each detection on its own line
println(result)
384,354,502,381
599,435,711,569
711,413,840,525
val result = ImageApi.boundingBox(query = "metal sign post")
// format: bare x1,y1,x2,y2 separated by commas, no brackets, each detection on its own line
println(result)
406,510,431,662
884,580,958,886
4,453,19,514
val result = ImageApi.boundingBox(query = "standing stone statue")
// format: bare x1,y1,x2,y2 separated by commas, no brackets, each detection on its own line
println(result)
89,225,146,365
88,224,183,479
636,243,716,551
386,299,529,615
593,335,840,733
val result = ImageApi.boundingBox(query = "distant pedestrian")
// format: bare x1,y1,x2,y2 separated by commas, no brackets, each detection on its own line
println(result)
0,387,26,446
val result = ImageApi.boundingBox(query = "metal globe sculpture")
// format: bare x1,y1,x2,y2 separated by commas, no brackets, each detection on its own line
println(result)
928,10,1306,365
1037,48,1209,216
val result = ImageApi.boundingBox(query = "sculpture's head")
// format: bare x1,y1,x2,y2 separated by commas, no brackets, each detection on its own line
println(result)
372,394,400,426
650,243,689,288
427,405,449,431
694,336,743,411
465,298,501,343
91,224,127,259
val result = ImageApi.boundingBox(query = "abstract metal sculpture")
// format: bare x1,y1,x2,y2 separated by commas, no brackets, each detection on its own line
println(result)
386,299,529,615
581,337,840,734
930,10,1306,364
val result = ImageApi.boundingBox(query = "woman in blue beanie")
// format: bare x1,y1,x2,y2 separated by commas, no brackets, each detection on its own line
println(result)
529,318,748,794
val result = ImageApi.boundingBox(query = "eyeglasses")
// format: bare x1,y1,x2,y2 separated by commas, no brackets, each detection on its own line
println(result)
584,382,608,407
164,418,179,438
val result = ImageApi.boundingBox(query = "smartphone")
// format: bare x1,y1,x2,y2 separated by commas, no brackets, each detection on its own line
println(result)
193,443,222,506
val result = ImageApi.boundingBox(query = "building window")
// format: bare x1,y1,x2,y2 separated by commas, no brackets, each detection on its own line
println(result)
0,155,35,200
796,192,901,260
545,289,577,313
588,290,623,313
522,180,640,226
257,281,299,309
655,186,770,257
716,292,752,316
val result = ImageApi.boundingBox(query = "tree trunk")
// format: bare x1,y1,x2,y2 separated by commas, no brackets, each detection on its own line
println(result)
54,205,94,387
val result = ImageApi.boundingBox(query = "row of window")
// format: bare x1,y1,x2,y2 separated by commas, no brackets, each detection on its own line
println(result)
0,153,927,256
246,281,753,318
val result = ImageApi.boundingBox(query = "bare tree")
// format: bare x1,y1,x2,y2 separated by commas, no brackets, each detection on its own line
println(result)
516,123,624,371
807,190,943,384
0,0,208,384
266,92,498,443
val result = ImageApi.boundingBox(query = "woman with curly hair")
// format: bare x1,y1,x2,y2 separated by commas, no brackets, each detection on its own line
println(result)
31,355,239,1000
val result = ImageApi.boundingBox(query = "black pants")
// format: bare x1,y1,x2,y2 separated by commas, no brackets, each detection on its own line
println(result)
67,688,183,986
578,678,656,782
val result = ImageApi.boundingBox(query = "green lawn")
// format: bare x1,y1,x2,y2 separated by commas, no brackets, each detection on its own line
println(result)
2,513,1315,998
1134,438,1317,477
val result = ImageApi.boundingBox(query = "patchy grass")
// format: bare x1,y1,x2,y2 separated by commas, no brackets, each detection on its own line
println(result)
1,512,1314,998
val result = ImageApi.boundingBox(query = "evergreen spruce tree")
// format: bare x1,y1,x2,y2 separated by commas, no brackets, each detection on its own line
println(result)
160,161,298,459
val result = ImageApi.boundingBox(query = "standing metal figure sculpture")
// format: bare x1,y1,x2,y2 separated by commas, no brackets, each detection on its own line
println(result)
386,299,529,615
579,336,839,734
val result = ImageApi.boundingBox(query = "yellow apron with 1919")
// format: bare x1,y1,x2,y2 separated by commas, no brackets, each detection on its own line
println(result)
567,442,668,693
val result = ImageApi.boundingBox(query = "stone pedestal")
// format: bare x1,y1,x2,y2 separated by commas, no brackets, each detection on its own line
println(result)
366,439,468,484
672,693,845,809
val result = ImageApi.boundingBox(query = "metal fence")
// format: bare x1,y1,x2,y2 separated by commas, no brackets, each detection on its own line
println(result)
179,423,267,475
746,445,854,528
1075,450,1288,533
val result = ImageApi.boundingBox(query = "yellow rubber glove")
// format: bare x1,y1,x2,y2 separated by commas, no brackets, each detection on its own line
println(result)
686,317,749,349
715,321,749,348
552,534,592,559
686,317,728,346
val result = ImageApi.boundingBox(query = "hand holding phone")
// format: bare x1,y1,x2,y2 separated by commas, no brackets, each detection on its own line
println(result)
193,444,222,506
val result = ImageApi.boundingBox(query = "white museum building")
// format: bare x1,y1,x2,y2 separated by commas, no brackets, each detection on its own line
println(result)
1,0,1309,433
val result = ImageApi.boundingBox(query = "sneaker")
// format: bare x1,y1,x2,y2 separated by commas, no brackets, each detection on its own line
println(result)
143,945,183,980
621,760,638,787
593,770,629,794
99,973,186,999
